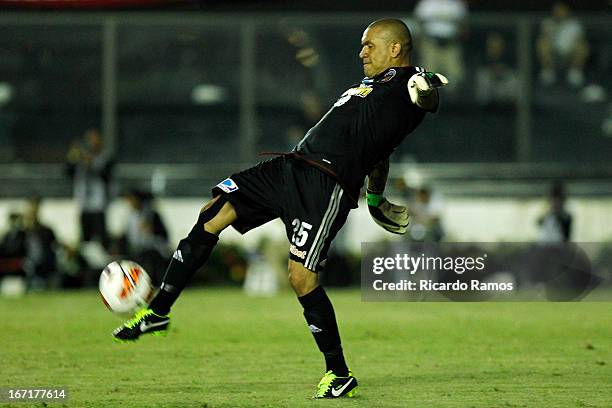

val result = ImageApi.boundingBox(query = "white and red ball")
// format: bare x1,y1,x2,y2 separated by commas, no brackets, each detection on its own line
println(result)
99,260,153,314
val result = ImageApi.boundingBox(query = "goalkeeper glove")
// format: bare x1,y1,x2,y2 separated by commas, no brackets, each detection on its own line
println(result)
408,71,449,104
366,190,410,234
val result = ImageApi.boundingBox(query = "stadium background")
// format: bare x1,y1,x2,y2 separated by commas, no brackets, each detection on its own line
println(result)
0,1,611,407
1,0,611,287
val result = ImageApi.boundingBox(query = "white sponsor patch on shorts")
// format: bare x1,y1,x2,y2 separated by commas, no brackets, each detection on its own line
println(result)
216,178,239,193
289,244,307,260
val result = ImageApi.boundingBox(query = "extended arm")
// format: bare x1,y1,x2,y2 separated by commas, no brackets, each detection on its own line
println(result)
367,158,389,194
366,159,410,235
414,89,439,111
408,72,448,111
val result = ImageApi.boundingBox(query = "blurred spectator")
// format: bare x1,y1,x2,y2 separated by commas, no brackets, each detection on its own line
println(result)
66,128,114,249
475,32,518,107
414,0,468,93
116,189,169,283
0,212,27,276
603,104,612,136
537,182,572,242
537,1,590,88
55,243,90,288
286,27,331,97
22,197,58,289
286,90,325,148
1,212,26,259
396,180,445,242
256,27,329,152
409,186,445,242
243,236,285,296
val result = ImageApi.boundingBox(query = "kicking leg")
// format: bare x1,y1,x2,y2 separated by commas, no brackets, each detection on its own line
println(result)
113,195,236,341
148,195,236,315
288,260,357,398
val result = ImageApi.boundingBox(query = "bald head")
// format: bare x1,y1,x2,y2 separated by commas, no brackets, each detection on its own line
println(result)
359,18,413,77
368,19,413,57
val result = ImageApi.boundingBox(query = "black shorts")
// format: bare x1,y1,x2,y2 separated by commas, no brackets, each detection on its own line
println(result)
212,156,352,272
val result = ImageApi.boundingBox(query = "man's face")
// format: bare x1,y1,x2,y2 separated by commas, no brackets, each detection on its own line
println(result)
553,2,570,19
359,26,394,78
85,130,103,153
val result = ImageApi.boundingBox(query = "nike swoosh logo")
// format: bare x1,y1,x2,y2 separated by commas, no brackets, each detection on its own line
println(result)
139,320,167,333
331,378,354,397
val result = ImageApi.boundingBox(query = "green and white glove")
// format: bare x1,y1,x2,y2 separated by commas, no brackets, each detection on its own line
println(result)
407,71,449,104
366,190,410,235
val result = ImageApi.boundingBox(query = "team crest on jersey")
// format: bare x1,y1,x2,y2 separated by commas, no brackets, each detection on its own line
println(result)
333,84,373,107
379,68,396,83
216,178,239,193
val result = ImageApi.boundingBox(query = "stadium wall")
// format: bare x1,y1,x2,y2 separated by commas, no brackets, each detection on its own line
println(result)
0,197,610,253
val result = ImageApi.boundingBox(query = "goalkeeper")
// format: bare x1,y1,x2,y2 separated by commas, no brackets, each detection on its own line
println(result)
113,18,447,399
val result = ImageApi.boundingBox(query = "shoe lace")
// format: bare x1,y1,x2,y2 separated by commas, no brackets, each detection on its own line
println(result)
315,371,336,397
125,308,152,329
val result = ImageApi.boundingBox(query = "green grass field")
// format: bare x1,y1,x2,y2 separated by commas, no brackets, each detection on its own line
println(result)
1,288,611,407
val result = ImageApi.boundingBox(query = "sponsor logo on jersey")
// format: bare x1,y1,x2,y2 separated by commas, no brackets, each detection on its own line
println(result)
333,84,373,107
216,178,239,193
289,244,307,259
348,84,374,97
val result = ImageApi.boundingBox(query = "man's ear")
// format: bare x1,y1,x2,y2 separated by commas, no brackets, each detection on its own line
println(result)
390,42,402,58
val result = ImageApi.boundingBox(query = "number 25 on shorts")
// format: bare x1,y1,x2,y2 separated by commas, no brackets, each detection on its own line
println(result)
291,218,312,247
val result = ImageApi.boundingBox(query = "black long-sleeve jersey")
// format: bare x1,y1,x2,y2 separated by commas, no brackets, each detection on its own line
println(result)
292,66,436,206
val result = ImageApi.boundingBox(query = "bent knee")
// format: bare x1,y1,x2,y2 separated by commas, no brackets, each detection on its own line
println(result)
288,261,318,296
195,195,237,235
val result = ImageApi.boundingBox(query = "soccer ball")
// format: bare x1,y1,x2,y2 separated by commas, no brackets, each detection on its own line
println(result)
99,260,153,314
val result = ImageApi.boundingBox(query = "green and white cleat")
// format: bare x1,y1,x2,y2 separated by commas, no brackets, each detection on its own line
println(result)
113,308,170,342
314,370,358,398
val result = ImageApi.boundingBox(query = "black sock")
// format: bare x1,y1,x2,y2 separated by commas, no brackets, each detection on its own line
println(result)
298,286,349,377
149,229,218,315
